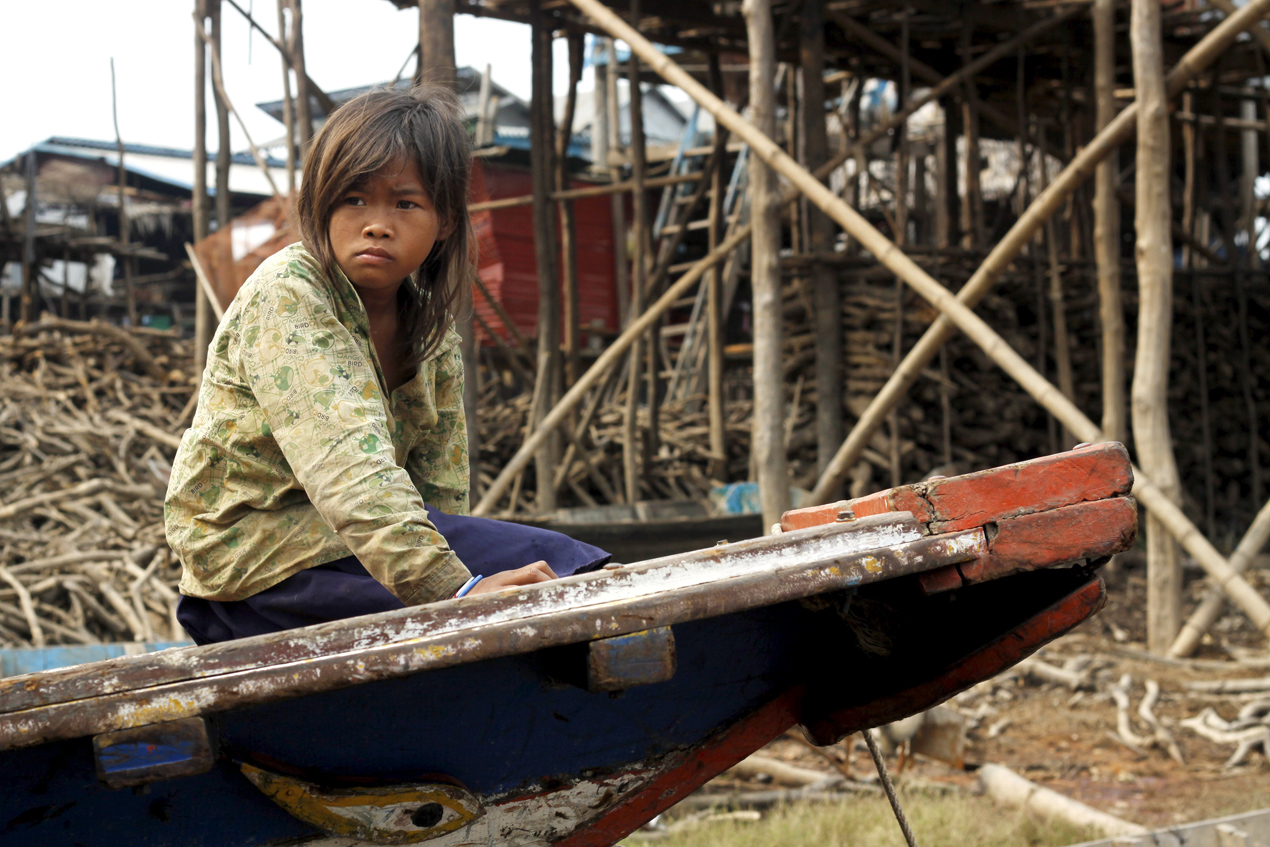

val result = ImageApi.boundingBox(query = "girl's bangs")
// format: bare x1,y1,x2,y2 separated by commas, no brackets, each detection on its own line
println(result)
338,123,412,191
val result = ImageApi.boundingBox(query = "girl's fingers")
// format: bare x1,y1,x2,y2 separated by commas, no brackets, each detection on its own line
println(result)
525,560,558,579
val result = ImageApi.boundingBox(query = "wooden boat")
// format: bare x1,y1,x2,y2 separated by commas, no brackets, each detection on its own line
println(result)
521,499,765,563
0,443,1136,847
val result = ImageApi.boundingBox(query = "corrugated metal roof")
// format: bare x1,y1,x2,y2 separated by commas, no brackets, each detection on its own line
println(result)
7,137,290,199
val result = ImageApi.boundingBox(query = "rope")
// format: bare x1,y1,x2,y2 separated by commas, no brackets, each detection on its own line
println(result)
864,729,921,847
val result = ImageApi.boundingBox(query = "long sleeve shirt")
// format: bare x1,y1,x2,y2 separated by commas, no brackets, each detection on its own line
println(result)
166,242,472,605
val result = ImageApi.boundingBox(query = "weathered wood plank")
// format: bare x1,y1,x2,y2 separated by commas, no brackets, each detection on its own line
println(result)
0,518,988,750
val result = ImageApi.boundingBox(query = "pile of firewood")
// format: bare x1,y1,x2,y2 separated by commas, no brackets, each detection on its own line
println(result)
0,317,193,647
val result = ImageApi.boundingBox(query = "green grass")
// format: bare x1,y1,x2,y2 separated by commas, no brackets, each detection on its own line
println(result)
624,791,1101,847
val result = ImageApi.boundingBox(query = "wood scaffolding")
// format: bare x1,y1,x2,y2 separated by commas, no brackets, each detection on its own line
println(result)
170,0,1270,657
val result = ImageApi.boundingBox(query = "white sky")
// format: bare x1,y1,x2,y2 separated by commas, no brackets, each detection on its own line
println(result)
0,0,585,165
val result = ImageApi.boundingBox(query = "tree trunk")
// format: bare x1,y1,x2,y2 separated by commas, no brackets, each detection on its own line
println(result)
1131,0,1182,654
744,0,790,529
1094,0,1126,444
194,0,212,371
801,0,842,488
530,2,561,513
417,0,456,87
288,0,313,150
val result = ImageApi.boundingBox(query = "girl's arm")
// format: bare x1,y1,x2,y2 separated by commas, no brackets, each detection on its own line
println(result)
405,338,470,515
234,275,470,605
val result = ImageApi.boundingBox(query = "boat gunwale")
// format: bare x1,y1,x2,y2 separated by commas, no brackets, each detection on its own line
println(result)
0,520,987,752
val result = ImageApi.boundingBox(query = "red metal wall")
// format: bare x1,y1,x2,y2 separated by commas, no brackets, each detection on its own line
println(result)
472,160,620,346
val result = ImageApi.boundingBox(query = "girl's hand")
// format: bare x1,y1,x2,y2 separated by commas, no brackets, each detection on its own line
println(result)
466,561,557,596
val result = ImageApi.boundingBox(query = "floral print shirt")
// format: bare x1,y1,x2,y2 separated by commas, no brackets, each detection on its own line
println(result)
166,242,471,605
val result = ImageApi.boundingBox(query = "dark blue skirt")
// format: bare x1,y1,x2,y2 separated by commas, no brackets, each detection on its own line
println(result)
177,508,611,645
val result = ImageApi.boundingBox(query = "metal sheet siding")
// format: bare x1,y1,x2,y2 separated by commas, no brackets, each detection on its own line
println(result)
472,161,619,346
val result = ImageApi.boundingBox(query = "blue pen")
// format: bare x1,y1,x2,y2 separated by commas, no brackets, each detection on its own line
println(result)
455,575,484,598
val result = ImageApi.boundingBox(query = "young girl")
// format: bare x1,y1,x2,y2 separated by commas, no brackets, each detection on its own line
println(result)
166,87,609,644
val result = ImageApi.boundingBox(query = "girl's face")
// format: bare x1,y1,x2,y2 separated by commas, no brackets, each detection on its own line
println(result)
328,158,449,296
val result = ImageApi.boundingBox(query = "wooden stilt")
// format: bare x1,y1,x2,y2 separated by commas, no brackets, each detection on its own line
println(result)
416,0,477,497
110,60,136,328
830,11,1070,160
417,0,456,87
558,34,584,388
559,0,1270,642
1182,89,1216,539
800,0,841,488
210,0,232,238
625,15,652,505
605,39,629,330
1038,156,1075,447
807,1,1264,503
288,0,313,150
1238,97,1263,507
889,11,911,488
529,0,562,513
1131,0,1182,653
1094,0,1125,445
936,98,956,249
192,0,212,371
744,0,790,530
959,23,985,250
276,0,297,195
633,43,662,480
706,54,728,482
19,152,35,327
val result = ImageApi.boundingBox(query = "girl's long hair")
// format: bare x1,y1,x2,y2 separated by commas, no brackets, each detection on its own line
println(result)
296,85,474,369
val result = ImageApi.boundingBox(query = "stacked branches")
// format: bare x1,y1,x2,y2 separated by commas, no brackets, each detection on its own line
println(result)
0,318,193,647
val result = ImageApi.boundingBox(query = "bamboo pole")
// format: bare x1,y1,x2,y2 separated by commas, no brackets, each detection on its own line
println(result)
889,12,911,488
529,0,561,513
1094,0,1125,444
827,9,1078,187
1171,497,1270,656
560,0,1270,639
276,0,297,195
1038,156,1075,446
1238,97,1264,507
195,19,283,199
209,0,232,236
829,10,1073,163
745,0,789,530
472,220,753,515
223,0,334,115
473,273,533,363
19,152,35,327
606,39,629,328
110,59,137,328
415,0,477,497
559,34,584,387
801,0,841,487
809,0,1270,504
288,0,313,150
706,54,728,482
184,244,225,321
960,23,984,250
625,15,651,505
193,0,212,373
469,174,702,213
1132,0,1183,653
1208,0,1270,57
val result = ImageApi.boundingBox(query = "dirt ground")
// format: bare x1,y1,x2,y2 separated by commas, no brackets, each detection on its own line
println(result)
694,560,1270,833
